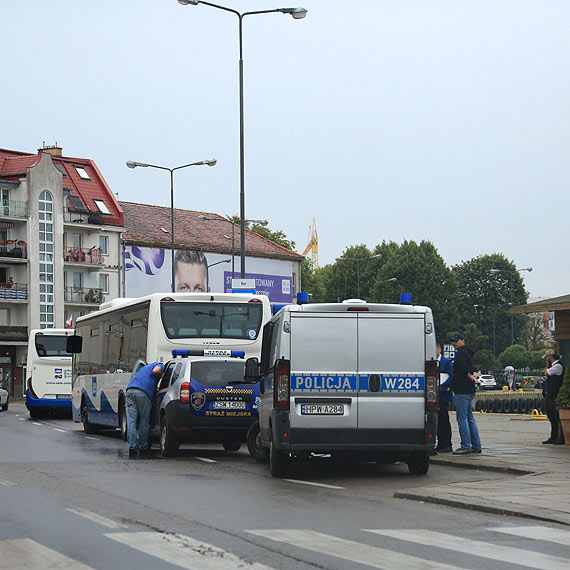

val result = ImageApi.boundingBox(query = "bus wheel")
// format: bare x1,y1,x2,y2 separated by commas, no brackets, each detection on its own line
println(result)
119,398,128,441
247,421,269,463
407,452,430,475
81,401,99,434
222,440,241,452
160,417,179,457
269,440,289,478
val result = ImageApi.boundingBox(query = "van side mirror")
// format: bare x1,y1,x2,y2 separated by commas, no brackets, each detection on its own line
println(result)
244,357,260,383
66,335,82,354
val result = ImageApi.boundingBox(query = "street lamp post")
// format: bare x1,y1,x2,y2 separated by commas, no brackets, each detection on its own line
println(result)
489,267,533,346
177,0,306,278
126,158,217,292
335,254,382,299
199,215,267,278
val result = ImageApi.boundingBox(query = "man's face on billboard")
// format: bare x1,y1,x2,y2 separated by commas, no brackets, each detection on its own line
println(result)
175,262,208,293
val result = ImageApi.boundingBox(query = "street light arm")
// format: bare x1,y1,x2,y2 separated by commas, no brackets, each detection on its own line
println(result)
178,0,240,17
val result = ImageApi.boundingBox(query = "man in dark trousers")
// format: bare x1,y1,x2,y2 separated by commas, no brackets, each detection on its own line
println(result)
450,332,482,455
542,349,565,445
126,362,164,457
435,342,454,453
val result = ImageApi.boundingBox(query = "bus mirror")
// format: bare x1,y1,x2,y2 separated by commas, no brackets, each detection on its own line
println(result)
66,335,82,354
244,357,260,383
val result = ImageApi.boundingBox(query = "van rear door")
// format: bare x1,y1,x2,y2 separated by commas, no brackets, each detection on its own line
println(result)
289,313,358,444
357,313,426,444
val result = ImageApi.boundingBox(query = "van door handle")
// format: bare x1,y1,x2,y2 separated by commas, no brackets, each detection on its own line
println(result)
369,373,380,392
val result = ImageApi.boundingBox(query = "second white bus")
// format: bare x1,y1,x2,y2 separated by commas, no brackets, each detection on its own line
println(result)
69,292,271,436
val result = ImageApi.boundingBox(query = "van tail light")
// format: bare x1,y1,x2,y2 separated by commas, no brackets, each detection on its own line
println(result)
27,377,38,399
180,382,190,404
425,359,439,411
274,359,290,410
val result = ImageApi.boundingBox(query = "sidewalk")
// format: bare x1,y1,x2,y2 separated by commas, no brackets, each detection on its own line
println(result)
396,412,570,525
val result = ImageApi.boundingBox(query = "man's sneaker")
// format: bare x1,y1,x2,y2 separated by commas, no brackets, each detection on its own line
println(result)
452,447,472,455
472,448,482,454
553,439,566,445
128,449,138,458
437,447,453,453
542,439,555,444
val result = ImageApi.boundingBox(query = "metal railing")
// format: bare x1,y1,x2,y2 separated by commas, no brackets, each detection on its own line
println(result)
64,286,105,304
0,199,27,218
0,282,27,300
0,242,27,259
63,209,103,225
63,246,103,265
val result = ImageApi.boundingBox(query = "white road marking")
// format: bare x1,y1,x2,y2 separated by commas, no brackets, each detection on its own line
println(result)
283,478,345,490
367,529,570,570
0,478,15,486
84,436,99,440
19,417,26,421
0,538,93,569
105,531,273,570
491,525,570,545
67,508,125,529
247,530,457,570
32,422,42,426
194,456,217,463
53,428,67,433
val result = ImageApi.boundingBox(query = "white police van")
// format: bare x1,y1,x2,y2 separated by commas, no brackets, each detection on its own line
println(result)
245,298,439,477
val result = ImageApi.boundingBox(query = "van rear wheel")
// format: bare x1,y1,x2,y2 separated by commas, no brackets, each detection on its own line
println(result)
407,452,430,475
270,440,289,478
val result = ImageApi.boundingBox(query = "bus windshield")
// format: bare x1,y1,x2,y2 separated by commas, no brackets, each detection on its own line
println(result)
34,335,72,357
161,301,263,340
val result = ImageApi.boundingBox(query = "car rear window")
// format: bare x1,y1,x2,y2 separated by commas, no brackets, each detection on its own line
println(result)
190,361,245,386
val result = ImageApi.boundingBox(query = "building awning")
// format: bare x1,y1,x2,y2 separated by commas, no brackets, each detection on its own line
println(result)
510,293,570,315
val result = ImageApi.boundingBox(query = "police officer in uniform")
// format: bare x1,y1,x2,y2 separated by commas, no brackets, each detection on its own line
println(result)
542,349,565,445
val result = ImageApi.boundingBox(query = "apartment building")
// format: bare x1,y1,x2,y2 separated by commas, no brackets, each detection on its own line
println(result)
0,145,124,396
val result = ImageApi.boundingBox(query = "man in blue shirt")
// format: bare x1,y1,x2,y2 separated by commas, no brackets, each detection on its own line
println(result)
435,342,454,453
126,362,164,457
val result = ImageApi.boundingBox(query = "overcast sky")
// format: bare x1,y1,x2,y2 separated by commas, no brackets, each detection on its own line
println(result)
3,1,569,298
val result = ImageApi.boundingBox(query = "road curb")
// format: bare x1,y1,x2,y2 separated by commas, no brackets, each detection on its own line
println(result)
394,491,570,526
430,457,535,476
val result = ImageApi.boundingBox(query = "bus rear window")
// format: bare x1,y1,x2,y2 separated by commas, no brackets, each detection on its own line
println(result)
35,335,72,357
161,302,263,340
190,361,245,386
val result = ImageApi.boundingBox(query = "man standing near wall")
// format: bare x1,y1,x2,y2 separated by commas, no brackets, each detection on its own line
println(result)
542,349,565,445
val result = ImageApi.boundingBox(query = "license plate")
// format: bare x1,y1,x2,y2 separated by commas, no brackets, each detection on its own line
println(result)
56,394,72,400
213,401,246,410
301,404,344,415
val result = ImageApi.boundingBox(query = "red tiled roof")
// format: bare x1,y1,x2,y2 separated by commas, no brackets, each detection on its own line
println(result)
0,148,124,227
120,201,304,261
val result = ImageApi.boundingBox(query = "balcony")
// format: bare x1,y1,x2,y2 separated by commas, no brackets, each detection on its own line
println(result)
0,199,27,218
63,209,103,225
0,282,28,301
64,246,103,266
64,286,106,305
0,241,28,260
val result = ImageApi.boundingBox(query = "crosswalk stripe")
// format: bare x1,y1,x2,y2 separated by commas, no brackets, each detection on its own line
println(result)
67,508,125,529
247,530,457,569
0,538,93,570
491,525,570,545
0,478,15,486
366,529,570,570
105,531,274,570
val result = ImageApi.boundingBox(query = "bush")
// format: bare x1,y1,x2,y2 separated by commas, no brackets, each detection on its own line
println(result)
556,363,570,409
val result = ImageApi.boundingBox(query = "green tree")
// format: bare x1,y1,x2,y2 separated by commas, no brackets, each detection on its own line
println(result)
300,258,328,303
453,254,529,354
328,244,380,301
498,344,530,369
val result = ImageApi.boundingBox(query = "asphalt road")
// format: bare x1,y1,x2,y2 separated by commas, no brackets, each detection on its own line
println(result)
1,402,570,569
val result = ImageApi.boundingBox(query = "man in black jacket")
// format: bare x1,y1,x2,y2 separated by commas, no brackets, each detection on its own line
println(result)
450,332,482,454
542,349,565,445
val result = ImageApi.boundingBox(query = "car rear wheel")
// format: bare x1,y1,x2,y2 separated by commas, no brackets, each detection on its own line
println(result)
407,452,430,475
222,440,241,452
160,416,179,457
247,421,269,463
269,440,289,478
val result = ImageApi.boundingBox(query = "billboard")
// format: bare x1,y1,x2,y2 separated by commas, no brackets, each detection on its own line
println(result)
124,246,293,304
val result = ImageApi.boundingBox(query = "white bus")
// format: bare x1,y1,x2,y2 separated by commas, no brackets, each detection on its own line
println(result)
26,329,74,418
70,292,271,436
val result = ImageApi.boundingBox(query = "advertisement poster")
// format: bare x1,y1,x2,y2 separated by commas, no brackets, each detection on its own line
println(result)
124,246,293,304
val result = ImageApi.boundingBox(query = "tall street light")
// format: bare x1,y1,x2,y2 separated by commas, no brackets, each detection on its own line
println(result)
335,254,382,299
177,0,307,278
199,215,268,278
489,267,533,346
126,158,217,292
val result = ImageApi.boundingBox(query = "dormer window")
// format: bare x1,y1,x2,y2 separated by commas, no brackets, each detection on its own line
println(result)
74,166,90,180
93,199,111,215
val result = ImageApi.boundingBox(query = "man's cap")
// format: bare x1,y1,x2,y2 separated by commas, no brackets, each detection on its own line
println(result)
542,349,556,358
451,332,465,342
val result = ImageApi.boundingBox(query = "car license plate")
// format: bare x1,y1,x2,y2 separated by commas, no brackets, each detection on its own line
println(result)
213,401,246,410
300,404,344,415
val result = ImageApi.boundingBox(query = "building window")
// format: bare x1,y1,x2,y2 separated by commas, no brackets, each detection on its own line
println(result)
99,235,109,255
39,191,55,328
93,199,111,215
99,273,109,293
74,166,90,180
0,308,11,326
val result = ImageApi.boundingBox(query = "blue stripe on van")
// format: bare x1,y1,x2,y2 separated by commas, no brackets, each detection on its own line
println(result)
358,374,425,392
291,374,357,392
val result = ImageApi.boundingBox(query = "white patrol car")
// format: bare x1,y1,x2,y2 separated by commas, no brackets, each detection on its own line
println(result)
245,299,439,477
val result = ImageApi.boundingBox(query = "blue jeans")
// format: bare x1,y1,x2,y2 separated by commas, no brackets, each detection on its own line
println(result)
126,389,151,451
454,393,481,450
